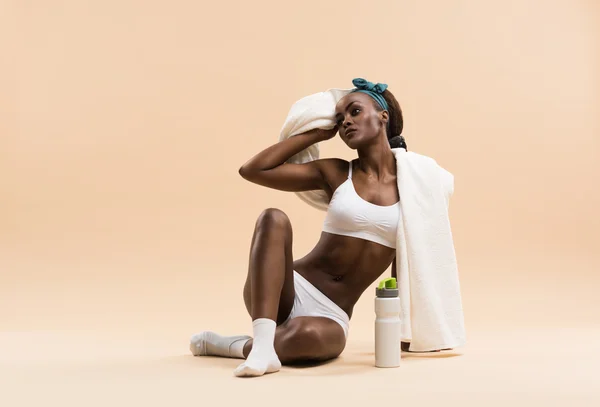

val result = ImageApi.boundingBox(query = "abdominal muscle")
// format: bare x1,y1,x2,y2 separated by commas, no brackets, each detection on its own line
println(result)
292,231,396,318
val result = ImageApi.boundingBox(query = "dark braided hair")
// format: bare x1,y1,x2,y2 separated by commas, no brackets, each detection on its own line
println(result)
373,89,407,150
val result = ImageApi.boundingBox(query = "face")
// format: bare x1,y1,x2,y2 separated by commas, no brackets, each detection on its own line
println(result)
334,92,389,149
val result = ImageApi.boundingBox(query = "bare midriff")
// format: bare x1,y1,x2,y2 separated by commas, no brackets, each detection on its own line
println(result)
292,231,395,319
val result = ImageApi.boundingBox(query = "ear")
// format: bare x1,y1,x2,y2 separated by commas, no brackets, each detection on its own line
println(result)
380,110,389,125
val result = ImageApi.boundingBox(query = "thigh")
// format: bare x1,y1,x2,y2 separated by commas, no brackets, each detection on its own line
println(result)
276,237,295,324
278,316,347,362
242,209,296,325
243,261,296,326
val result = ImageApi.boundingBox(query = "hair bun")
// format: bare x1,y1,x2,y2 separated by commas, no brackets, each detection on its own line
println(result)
388,135,407,150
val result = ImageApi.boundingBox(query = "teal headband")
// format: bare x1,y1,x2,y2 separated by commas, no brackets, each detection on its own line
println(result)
350,78,389,111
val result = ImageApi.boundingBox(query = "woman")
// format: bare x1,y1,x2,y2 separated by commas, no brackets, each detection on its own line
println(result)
191,79,409,377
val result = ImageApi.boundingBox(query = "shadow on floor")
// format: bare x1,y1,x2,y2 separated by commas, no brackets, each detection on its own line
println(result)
181,348,464,377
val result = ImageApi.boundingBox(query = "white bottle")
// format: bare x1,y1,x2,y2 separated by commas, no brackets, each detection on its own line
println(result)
374,277,401,368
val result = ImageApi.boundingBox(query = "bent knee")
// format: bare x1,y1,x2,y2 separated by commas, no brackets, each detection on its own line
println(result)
256,208,291,231
290,322,325,346
278,319,344,363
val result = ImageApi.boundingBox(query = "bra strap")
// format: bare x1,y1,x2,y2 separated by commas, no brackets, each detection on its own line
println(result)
348,161,353,179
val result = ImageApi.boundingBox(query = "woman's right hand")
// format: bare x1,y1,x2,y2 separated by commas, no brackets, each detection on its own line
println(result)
239,123,339,192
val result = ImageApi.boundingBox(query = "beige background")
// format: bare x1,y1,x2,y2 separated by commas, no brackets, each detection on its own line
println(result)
1,0,599,405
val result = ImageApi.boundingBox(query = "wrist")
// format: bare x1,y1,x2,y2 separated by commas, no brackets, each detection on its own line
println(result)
301,129,327,143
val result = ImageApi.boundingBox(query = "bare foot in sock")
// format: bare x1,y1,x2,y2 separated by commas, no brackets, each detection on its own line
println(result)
189,331,250,358
233,342,281,377
233,318,281,377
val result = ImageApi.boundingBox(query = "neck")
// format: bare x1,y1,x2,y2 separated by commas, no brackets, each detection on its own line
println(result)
356,136,397,180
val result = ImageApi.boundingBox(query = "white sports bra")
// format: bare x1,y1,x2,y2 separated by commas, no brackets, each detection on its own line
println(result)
322,160,400,249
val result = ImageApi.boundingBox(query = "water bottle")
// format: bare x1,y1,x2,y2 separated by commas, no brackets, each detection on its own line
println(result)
375,277,401,368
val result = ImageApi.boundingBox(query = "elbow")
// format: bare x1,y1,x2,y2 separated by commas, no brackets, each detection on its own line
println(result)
238,165,255,180
239,163,269,181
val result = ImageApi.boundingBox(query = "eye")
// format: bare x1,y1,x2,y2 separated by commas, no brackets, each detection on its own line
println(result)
336,108,360,124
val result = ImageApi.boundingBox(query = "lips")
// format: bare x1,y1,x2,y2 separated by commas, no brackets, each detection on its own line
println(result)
346,128,357,137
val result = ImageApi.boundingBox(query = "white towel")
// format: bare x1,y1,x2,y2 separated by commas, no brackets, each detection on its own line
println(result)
392,148,466,351
278,88,353,210
279,88,466,352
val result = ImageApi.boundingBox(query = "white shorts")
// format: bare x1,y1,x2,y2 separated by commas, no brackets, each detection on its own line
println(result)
284,270,350,338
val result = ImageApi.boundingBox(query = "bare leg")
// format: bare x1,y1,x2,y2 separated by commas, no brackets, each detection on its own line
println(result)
239,210,347,365
243,317,346,364
190,208,295,366
233,208,297,376
192,209,346,375
243,208,296,324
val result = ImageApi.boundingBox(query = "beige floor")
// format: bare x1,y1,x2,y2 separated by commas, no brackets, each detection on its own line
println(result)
1,327,599,406
2,250,599,406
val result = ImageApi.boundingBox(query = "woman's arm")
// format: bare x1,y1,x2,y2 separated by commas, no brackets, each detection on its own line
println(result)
238,127,338,192
391,257,397,279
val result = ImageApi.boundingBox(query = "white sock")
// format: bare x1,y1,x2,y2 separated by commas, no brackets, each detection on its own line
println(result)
189,331,251,359
234,318,281,377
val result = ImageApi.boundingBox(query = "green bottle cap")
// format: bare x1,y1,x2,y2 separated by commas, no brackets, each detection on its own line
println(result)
378,277,397,289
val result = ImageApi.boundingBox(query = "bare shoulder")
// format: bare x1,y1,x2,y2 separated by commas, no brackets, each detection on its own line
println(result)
314,157,349,174
313,158,350,195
